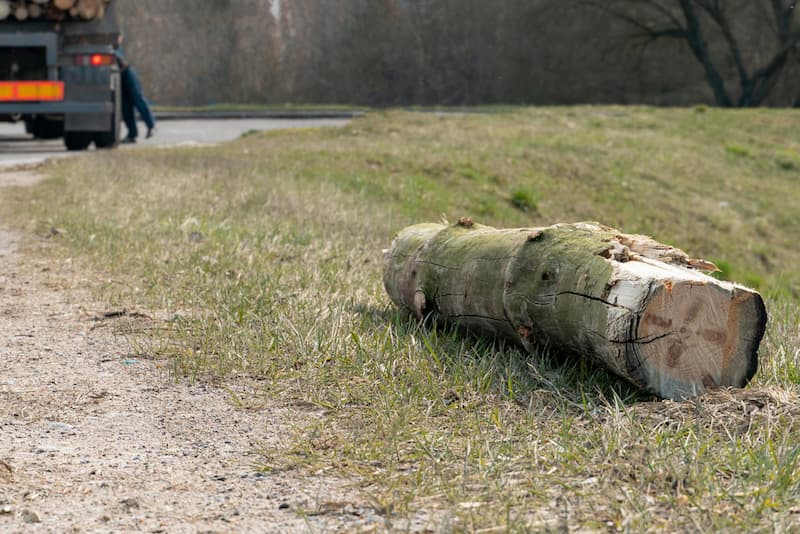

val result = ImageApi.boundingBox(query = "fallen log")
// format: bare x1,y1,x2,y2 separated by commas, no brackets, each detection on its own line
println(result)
383,219,767,399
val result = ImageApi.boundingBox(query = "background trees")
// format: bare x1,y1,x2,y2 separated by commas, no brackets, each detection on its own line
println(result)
585,0,800,107
117,0,800,107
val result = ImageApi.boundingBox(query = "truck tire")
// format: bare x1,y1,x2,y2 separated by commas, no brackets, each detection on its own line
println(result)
29,117,64,140
94,127,119,149
95,89,121,149
64,132,93,151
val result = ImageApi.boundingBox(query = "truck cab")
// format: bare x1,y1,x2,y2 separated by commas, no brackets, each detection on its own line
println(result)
0,2,120,150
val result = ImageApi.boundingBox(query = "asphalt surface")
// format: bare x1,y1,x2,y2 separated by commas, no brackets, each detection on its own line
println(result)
0,115,353,167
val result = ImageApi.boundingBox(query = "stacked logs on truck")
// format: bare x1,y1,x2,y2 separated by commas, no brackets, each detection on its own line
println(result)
0,0,110,21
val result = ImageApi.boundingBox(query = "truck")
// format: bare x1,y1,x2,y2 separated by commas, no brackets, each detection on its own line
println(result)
0,0,120,150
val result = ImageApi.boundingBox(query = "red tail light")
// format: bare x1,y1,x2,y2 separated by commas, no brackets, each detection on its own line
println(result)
74,54,114,67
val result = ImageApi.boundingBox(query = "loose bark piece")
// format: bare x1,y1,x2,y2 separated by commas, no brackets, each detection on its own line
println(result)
383,221,767,399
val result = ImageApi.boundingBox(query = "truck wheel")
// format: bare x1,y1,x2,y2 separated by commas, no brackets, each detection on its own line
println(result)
94,129,119,149
29,117,64,140
95,88,122,149
64,132,93,151
95,100,120,149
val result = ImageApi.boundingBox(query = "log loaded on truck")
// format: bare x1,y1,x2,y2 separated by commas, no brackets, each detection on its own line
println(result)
0,0,120,150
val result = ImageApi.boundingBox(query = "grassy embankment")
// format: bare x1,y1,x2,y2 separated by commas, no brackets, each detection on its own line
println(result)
3,107,800,531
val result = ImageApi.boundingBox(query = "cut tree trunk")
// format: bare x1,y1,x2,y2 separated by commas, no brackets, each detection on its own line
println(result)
14,3,29,20
75,0,104,19
53,0,76,10
383,219,767,400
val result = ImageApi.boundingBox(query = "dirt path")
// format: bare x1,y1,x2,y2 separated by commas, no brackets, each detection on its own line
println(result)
0,168,422,533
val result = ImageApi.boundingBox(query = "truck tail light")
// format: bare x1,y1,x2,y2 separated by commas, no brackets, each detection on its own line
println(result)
75,54,114,67
0,81,65,101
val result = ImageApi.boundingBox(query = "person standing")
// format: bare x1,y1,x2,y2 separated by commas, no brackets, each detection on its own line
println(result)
113,34,156,143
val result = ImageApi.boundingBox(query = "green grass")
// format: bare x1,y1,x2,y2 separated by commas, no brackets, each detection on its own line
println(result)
3,107,800,531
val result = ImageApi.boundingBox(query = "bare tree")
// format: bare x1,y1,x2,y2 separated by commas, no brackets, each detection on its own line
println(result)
584,0,800,106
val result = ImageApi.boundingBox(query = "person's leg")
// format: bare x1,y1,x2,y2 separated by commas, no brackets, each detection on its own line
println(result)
134,95,155,131
128,69,156,135
120,72,138,141
134,96,155,138
121,96,137,141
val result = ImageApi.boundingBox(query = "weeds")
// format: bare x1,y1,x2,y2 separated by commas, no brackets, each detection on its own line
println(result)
509,188,538,213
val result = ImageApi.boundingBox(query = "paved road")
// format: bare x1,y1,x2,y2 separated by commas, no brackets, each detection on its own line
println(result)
0,117,351,167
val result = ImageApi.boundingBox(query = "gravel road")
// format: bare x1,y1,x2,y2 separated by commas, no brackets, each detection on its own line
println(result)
0,120,435,532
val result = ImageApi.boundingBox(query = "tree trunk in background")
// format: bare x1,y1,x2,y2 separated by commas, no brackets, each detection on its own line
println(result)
383,220,767,400
678,0,733,106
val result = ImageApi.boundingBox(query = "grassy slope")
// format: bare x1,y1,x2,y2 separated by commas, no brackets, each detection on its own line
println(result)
3,107,800,531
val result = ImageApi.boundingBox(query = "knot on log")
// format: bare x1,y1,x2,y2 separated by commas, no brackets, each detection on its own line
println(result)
457,217,475,228
527,230,543,241
516,326,535,344
600,241,630,262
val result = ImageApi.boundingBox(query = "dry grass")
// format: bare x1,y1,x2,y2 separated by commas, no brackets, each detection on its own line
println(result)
2,107,800,531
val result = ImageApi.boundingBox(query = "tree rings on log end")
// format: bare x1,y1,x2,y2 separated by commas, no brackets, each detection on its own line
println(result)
637,281,766,399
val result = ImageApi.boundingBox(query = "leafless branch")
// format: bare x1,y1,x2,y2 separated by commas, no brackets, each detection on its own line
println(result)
580,0,687,41
696,1,750,89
